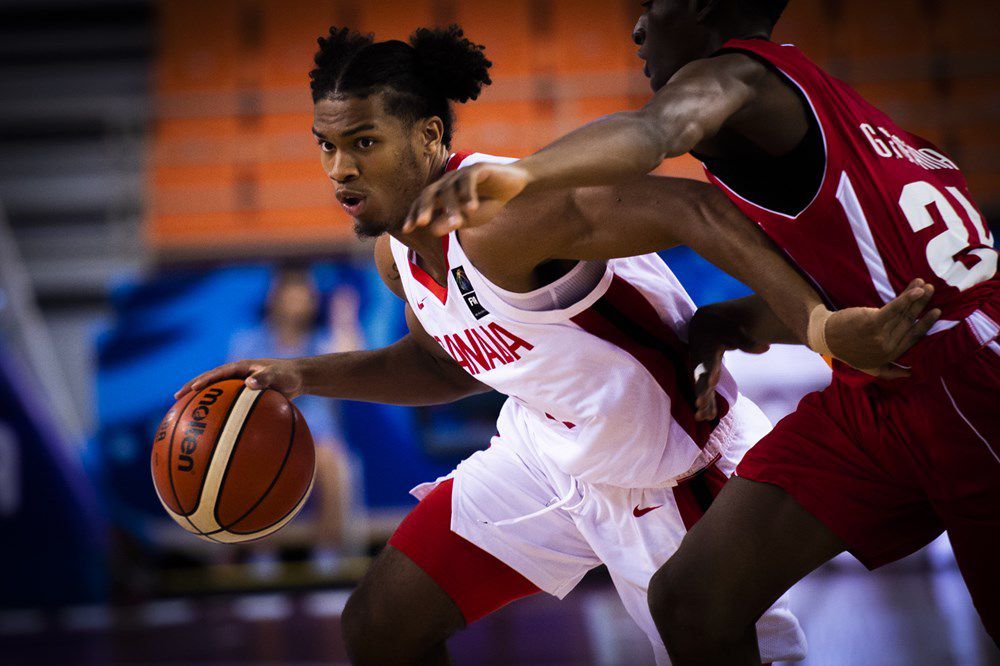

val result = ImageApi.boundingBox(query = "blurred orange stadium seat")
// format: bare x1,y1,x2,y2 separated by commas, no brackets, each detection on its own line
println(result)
771,0,833,64
156,0,242,92
933,1,995,56
551,0,635,74
260,0,338,89
355,0,434,41
836,0,932,60
454,0,535,79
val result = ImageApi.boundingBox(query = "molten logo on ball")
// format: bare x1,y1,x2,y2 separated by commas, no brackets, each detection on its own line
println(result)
177,387,223,472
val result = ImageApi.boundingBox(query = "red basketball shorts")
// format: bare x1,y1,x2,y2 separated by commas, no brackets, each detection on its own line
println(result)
737,337,1000,639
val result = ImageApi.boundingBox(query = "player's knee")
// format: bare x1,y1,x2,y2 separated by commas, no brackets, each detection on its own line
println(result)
648,558,745,645
647,559,697,632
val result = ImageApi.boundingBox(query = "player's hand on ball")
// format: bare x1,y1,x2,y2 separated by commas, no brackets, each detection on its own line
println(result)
174,358,304,400
403,161,531,236
688,307,771,422
825,278,940,377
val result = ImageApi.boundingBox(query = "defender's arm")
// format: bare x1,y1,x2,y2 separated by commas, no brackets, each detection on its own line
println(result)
473,176,939,370
404,55,764,234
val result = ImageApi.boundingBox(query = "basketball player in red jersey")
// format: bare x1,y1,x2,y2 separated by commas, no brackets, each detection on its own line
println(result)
408,0,1000,659
174,24,940,665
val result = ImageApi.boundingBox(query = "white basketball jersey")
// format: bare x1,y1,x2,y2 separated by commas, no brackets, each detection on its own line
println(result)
390,152,741,488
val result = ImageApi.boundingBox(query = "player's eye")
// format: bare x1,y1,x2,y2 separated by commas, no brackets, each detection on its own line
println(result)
316,138,334,153
640,0,653,9
356,137,377,150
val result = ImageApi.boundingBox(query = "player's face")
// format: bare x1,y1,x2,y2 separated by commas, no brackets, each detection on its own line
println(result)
633,0,713,91
313,94,431,238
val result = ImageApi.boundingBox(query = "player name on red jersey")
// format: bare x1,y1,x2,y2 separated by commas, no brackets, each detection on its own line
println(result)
859,123,958,171
433,323,535,375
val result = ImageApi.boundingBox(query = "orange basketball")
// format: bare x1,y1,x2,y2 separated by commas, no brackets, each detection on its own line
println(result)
150,379,315,543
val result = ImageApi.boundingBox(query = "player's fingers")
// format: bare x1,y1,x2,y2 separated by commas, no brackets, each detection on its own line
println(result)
894,308,941,355
438,180,463,231
175,364,240,399
875,281,926,323
456,170,479,215
693,353,722,421
885,284,935,345
404,183,441,232
245,368,274,390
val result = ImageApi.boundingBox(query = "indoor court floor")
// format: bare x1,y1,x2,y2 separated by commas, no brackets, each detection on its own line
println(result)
2,540,998,666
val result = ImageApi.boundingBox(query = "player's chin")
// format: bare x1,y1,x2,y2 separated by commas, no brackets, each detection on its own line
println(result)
352,217,390,239
648,69,670,92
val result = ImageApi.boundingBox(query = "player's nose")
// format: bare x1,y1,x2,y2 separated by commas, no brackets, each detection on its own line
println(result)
632,24,645,46
328,152,359,184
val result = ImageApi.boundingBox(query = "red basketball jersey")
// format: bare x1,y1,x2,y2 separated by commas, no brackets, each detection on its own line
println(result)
701,39,998,380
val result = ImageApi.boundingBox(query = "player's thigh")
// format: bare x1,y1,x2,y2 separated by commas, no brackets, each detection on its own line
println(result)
343,543,465,646
651,476,845,627
344,477,542,653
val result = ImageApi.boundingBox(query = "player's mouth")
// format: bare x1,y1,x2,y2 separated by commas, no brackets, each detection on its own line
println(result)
643,62,651,79
336,189,368,217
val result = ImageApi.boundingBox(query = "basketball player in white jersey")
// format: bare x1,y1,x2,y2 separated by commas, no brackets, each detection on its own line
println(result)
176,26,936,665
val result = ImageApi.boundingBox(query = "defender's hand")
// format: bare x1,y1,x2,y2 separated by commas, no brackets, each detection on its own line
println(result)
825,279,940,374
174,358,304,400
403,162,531,236
688,307,770,422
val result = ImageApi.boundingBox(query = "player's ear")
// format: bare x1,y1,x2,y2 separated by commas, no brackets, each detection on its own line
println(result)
419,116,445,155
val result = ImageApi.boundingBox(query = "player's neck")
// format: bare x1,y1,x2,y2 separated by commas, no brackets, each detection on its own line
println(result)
713,17,772,47
385,145,456,286
391,226,450,285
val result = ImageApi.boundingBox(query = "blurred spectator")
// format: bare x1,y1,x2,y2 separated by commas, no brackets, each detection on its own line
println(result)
227,267,364,574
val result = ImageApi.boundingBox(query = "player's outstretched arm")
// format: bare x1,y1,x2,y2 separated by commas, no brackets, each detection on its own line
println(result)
174,309,490,406
404,55,763,235
175,236,490,406
470,175,938,371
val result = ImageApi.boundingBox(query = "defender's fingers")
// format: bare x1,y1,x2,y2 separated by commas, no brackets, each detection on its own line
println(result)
427,185,466,236
456,171,479,214
404,183,442,232
896,308,941,352
693,355,722,421
875,289,921,324
885,285,935,344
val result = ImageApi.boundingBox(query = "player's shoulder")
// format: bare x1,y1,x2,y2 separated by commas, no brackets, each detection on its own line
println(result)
373,235,406,301
670,50,770,89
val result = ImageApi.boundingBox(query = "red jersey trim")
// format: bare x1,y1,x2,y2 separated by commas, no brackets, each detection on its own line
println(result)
407,235,451,305
403,152,472,305
446,151,473,173
570,275,729,448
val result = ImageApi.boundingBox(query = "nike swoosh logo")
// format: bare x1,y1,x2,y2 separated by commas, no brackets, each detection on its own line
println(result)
633,504,662,518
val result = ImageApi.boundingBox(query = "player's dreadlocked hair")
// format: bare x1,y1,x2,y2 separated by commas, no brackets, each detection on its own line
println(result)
309,24,492,148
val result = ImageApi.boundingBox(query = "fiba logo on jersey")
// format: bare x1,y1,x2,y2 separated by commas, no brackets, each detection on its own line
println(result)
452,266,489,319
